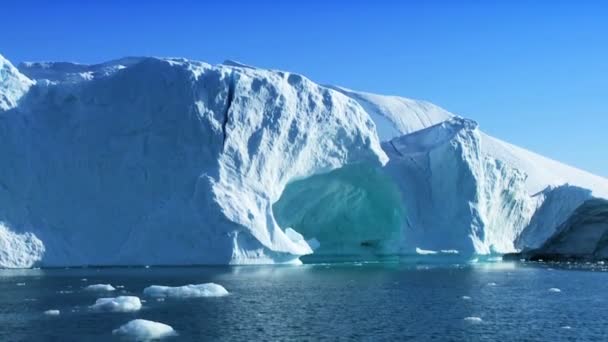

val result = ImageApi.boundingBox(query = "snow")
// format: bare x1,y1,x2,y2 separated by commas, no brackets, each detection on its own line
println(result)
89,296,142,312
328,86,453,141
0,53,606,266
112,319,177,340
44,309,60,316
143,283,229,298
84,284,116,292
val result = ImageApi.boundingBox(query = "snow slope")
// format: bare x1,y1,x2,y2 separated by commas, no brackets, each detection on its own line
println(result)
0,53,607,267
328,86,453,141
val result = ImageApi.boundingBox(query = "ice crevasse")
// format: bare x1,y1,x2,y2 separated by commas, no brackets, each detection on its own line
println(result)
0,54,607,267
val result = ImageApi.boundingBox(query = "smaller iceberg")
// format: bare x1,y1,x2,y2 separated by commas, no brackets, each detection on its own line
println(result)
90,296,142,313
112,319,177,340
143,283,229,299
84,284,116,292
464,316,483,323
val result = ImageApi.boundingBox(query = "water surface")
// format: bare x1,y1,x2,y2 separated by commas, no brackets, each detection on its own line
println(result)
1,262,606,341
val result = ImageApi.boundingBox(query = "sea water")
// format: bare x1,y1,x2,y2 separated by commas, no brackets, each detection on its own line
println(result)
1,261,606,341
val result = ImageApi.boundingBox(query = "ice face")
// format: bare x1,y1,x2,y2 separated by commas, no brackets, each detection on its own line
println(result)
273,163,404,259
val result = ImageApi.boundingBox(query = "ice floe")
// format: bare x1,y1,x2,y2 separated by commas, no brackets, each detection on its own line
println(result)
90,296,142,313
143,283,229,299
112,319,177,340
84,284,116,292
464,316,483,323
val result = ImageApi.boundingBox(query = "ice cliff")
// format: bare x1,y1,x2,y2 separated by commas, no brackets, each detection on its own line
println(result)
0,54,607,267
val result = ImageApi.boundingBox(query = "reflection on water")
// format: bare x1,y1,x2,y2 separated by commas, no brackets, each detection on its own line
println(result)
1,261,607,341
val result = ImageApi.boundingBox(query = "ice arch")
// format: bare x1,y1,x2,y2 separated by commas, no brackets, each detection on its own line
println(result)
273,163,405,261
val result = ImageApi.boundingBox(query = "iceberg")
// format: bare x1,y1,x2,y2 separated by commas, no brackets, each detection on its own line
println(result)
112,319,177,340
84,284,116,292
89,296,142,312
0,53,606,267
143,283,229,298
44,309,60,316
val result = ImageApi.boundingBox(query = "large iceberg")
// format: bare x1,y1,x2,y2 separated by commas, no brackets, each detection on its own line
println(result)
0,54,607,267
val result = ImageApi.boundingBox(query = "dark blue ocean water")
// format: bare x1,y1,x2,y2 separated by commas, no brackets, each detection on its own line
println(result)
1,261,607,341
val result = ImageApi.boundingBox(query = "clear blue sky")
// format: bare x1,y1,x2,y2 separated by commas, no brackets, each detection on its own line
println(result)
2,0,607,176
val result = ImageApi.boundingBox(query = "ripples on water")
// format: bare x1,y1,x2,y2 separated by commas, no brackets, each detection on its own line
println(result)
1,261,607,341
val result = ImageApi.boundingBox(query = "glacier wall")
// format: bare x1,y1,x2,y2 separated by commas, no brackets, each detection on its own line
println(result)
0,56,386,266
1,53,608,267
383,118,539,255
522,199,608,259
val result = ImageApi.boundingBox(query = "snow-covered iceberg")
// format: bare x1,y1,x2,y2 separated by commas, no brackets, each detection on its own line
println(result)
90,296,142,312
0,53,607,267
143,283,229,298
112,319,177,340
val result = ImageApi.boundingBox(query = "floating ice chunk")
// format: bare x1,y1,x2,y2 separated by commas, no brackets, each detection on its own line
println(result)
548,288,561,293
16,282,26,286
486,282,497,286
44,309,60,316
464,316,482,323
415,247,437,255
81,278,88,282
143,283,229,298
90,296,142,313
84,284,116,292
561,326,572,330
461,296,471,300
112,319,177,340
440,249,459,254
58,290,74,294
